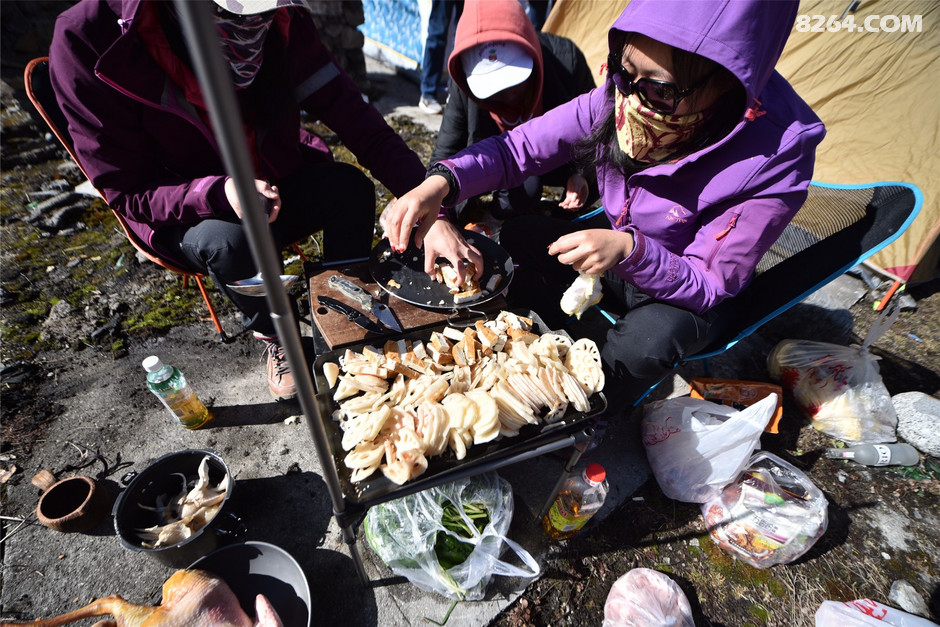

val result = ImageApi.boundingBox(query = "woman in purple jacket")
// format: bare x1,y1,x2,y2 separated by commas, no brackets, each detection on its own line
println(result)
50,0,426,401
383,0,825,410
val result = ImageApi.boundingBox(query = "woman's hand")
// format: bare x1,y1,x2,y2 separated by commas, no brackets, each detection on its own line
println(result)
380,175,451,252
422,219,484,283
225,178,281,223
559,172,588,211
548,228,635,275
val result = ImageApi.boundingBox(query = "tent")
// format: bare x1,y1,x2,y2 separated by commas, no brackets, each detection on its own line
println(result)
543,0,939,282
360,0,432,70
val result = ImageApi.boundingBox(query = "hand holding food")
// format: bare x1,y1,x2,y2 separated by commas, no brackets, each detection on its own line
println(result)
548,228,635,275
224,177,280,223
381,175,451,252
423,220,485,285
559,172,588,211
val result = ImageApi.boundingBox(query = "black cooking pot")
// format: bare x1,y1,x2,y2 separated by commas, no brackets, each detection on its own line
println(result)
113,449,243,568
190,541,311,627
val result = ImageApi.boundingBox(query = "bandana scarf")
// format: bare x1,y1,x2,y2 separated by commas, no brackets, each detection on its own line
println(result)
213,12,274,89
614,90,706,163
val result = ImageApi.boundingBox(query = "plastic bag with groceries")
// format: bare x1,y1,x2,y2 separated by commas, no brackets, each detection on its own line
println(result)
363,473,539,600
603,568,694,627
767,304,901,444
641,395,777,503
816,598,938,626
702,451,828,568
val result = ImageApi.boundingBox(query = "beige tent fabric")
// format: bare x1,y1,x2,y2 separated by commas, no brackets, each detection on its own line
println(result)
543,0,627,84
543,0,938,281
777,0,939,281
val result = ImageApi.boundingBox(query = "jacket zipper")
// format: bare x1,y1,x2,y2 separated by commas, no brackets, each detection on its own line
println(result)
706,212,739,269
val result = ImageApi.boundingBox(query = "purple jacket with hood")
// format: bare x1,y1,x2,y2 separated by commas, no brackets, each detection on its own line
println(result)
438,0,825,314
48,0,426,267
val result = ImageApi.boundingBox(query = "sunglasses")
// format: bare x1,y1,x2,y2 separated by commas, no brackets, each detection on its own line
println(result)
607,54,713,115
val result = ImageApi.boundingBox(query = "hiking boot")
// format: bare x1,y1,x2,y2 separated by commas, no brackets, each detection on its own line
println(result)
418,95,442,114
262,339,296,401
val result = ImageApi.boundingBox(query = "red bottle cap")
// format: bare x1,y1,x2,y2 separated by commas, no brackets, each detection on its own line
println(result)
585,463,606,484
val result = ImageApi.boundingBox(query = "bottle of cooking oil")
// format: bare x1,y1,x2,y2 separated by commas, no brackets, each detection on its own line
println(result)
142,356,211,429
542,463,608,540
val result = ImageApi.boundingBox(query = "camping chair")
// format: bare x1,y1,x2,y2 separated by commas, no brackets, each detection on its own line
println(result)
632,180,923,405
24,56,310,342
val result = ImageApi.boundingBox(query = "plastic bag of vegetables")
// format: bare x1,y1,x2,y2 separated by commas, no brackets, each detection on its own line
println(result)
364,473,539,600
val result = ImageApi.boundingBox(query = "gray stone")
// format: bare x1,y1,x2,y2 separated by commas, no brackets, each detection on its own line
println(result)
893,391,940,458
888,579,930,618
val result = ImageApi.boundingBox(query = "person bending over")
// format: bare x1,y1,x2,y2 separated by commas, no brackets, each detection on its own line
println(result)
381,0,824,413
431,0,597,228
50,0,426,401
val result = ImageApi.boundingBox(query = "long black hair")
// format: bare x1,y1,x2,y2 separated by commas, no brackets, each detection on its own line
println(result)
575,31,744,173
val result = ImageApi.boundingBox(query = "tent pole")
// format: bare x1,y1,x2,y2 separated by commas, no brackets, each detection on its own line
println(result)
174,0,357,576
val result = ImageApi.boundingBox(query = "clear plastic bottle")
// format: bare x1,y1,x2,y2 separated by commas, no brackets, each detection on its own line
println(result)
825,443,920,467
542,463,608,540
142,356,211,429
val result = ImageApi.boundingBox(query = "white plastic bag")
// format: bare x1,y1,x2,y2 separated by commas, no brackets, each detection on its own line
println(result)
641,395,777,503
816,599,938,626
767,304,900,444
603,568,694,627
702,451,828,568
363,473,539,600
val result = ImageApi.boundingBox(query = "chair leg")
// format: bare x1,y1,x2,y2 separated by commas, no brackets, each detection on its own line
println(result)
291,243,308,263
192,275,229,342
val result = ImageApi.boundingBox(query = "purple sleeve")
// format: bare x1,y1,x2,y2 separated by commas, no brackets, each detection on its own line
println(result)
49,17,226,230
613,131,818,314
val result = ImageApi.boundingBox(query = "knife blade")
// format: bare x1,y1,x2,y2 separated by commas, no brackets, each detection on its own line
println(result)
328,274,403,332
316,296,387,335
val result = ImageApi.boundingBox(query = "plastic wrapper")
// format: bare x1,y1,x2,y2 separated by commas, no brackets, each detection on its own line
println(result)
816,599,938,626
363,473,538,600
767,303,902,444
641,395,777,503
702,452,828,568
603,568,694,627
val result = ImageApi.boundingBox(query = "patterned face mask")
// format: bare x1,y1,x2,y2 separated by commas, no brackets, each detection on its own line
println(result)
614,90,706,163
213,11,275,89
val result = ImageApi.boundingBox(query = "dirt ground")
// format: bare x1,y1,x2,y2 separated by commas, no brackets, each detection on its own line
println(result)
2,55,939,627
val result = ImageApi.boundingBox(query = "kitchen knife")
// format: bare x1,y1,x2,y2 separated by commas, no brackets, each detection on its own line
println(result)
316,296,388,335
328,275,403,332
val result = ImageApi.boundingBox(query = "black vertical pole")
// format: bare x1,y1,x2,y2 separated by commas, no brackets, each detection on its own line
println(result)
173,1,364,580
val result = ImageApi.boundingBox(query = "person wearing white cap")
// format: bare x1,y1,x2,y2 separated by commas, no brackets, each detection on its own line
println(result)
428,0,597,228
49,0,427,401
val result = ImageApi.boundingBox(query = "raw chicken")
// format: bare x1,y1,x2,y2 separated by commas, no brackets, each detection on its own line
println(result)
8,569,283,627
603,568,693,627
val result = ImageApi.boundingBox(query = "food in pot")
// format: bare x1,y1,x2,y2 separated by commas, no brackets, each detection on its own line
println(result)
326,311,605,485
136,455,229,549
11,569,283,626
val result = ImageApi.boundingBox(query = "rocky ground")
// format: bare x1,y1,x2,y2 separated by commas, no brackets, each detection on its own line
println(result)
2,57,939,627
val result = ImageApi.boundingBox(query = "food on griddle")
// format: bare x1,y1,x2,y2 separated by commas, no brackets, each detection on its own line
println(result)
23,569,284,626
387,279,402,289
135,455,229,549
327,311,605,485
436,262,484,304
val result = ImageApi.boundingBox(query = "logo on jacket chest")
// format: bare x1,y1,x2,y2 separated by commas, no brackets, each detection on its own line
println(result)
666,205,692,224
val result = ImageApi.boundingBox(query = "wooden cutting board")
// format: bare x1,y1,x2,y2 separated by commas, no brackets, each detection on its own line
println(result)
306,262,506,350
